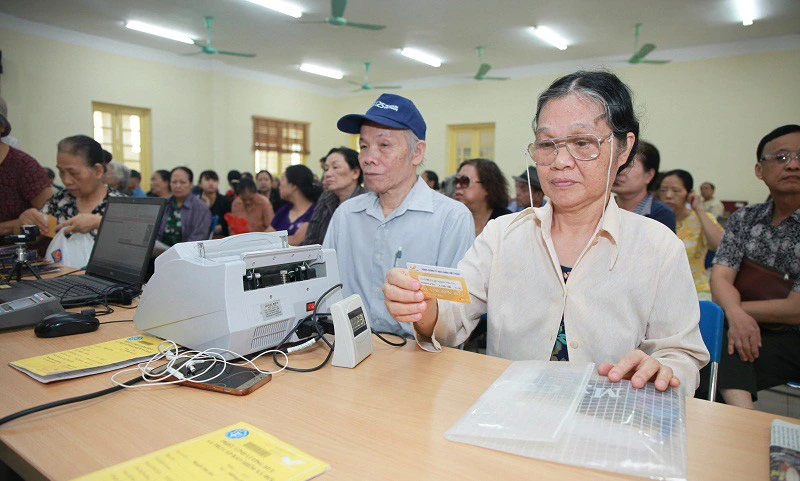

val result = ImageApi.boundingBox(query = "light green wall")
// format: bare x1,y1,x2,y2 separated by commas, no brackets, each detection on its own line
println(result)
0,27,340,183
334,49,800,204
2,24,798,204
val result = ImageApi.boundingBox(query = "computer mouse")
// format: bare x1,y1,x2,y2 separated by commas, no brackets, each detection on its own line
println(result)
34,312,100,338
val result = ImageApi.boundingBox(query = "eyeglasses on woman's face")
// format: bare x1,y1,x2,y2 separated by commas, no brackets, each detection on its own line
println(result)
527,133,613,166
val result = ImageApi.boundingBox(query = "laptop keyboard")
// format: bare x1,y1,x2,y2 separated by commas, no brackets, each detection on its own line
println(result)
29,276,109,301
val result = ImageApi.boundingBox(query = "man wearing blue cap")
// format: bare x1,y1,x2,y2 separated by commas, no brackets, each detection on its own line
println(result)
324,93,474,337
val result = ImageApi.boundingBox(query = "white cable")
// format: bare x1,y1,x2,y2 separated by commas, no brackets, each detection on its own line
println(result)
287,338,318,353
524,150,535,210
598,136,615,230
110,340,289,389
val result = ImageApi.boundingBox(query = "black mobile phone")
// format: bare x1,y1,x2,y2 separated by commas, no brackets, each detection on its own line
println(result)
155,359,272,395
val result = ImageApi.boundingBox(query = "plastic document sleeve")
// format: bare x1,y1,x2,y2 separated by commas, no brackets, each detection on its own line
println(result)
446,360,688,481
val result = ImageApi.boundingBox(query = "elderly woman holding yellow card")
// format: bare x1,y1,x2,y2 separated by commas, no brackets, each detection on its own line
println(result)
382,71,708,397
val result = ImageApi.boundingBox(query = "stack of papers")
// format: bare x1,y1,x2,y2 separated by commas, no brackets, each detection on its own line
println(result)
10,335,164,383
771,419,800,481
73,422,330,481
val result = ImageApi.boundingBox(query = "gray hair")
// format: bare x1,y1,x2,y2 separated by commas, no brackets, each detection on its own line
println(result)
531,70,640,172
403,129,427,164
106,161,131,192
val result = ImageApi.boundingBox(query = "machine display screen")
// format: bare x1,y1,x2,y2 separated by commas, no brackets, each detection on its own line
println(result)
6,297,36,310
348,306,368,337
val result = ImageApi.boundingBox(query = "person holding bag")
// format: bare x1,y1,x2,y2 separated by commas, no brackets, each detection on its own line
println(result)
16,135,122,267
707,124,800,408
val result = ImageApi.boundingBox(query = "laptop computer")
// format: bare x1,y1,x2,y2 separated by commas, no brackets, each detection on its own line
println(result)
16,196,166,307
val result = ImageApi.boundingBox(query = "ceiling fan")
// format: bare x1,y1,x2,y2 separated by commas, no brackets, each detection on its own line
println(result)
347,62,401,91
628,23,670,65
184,16,256,58
473,47,509,81
300,0,386,30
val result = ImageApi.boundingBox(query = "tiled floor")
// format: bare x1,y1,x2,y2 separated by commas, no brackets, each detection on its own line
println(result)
754,385,800,419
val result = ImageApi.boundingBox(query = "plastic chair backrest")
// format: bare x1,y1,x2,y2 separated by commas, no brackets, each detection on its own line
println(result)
208,215,219,240
698,300,724,363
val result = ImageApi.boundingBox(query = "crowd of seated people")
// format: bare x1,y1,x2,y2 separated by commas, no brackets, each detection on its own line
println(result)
0,81,796,410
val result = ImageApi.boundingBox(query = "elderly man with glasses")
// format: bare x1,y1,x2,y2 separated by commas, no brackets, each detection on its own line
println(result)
705,124,800,408
323,94,474,338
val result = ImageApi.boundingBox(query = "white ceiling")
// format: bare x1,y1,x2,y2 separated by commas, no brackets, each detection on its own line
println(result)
2,0,799,92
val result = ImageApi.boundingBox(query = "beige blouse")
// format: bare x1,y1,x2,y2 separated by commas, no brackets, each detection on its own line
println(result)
417,198,709,398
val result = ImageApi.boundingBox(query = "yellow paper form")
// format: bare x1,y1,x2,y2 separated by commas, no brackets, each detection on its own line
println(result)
10,335,163,383
72,422,331,481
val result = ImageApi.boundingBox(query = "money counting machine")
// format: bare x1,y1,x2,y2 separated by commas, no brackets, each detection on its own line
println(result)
134,232,342,357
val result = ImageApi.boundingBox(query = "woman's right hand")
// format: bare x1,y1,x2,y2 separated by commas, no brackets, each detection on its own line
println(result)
18,208,48,234
383,268,438,336
688,192,704,213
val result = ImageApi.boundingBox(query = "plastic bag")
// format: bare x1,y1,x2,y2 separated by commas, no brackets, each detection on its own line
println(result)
446,361,687,480
45,229,94,269
224,213,250,235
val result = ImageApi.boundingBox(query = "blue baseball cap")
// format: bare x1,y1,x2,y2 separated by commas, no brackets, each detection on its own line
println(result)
337,93,426,140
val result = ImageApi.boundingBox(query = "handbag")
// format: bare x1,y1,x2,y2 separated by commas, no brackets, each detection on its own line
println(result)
733,258,794,330
733,258,792,301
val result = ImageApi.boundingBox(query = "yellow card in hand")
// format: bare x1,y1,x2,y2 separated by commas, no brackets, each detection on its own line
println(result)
44,214,57,238
407,262,471,304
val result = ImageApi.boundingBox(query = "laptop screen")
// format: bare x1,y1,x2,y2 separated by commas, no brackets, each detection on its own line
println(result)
85,197,166,285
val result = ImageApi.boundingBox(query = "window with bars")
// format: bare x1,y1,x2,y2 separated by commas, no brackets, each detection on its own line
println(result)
92,102,152,189
252,116,309,176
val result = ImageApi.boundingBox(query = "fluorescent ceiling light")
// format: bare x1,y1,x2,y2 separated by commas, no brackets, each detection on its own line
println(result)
125,20,194,44
737,0,755,26
299,63,343,79
530,26,568,51
399,48,442,67
243,0,303,18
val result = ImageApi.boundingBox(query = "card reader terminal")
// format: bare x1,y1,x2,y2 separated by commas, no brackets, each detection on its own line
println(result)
330,294,373,368
0,291,65,330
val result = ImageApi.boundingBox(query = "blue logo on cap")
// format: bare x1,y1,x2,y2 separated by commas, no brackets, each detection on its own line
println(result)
226,429,250,439
337,93,427,140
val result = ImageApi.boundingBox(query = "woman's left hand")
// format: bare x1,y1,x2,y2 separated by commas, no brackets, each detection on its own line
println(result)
55,214,101,234
597,350,680,391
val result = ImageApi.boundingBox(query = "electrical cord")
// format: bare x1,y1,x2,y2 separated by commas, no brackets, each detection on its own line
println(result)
109,340,289,389
0,375,145,427
373,331,408,346
52,268,85,278
58,283,140,317
270,283,410,370
272,283,342,372
99,319,134,325
108,302,139,310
